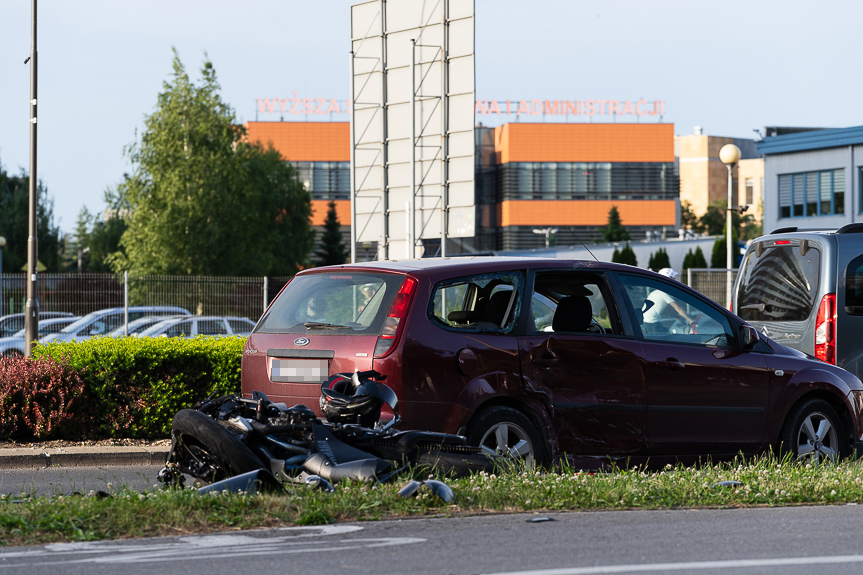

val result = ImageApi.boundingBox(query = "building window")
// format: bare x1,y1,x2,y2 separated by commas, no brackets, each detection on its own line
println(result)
498,162,678,201
778,168,844,219
289,161,350,200
745,178,754,205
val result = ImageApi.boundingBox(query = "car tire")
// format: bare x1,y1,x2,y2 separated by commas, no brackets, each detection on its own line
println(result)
778,398,847,464
467,406,546,467
171,409,266,482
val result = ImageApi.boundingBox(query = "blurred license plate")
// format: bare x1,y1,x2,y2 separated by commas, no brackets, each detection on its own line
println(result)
269,359,329,383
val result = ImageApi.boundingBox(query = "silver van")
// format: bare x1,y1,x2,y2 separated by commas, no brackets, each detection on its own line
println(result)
733,223,863,376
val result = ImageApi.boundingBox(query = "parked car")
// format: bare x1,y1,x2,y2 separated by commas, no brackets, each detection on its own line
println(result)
138,316,256,338
104,315,187,337
0,312,74,338
41,306,191,343
242,257,863,468
735,223,863,380
0,316,81,357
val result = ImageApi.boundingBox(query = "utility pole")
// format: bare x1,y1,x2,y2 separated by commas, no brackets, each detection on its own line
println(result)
24,0,39,356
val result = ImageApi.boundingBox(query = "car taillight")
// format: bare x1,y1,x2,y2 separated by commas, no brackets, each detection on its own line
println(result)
374,276,417,358
815,293,837,364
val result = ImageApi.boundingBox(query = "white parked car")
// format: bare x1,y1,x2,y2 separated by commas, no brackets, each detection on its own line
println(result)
41,306,191,343
0,317,80,357
138,316,256,338
104,315,188,337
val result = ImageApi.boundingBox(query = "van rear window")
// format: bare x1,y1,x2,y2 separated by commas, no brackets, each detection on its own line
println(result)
256,272,405,335
736,244,820,322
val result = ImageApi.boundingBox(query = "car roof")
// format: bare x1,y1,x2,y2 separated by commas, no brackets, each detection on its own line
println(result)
297,257,637,280
83,306,191,316
38,316,80,325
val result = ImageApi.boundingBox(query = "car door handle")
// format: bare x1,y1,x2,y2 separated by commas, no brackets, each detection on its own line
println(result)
534,353,560,367
657,358,685,371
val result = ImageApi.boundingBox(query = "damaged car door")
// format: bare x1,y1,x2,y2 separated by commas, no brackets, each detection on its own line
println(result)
518,270,647,457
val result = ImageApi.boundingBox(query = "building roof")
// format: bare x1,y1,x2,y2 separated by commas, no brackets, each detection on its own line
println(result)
756,125,863,155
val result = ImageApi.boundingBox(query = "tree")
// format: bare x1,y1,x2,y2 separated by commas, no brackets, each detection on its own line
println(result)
73,199,128,272
647,247,670,271
0,158,62,273
113,51,314,276
601,206,631,243
316,200,349,266
683,247,708,271
680,200,698,231
612,242,637,266
711,228,740,269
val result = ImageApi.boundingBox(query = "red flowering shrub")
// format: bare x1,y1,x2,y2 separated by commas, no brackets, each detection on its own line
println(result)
0,355,88,440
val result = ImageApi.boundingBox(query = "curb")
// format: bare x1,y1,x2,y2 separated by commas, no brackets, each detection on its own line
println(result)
0,447,169,469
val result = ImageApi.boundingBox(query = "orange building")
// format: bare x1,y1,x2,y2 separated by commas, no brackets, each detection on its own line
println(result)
245,121,351,229
246,121,679,254
477,123,679,250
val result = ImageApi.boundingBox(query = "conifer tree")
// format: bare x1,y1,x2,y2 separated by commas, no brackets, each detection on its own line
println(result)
601,206,631,243
316,200,349,266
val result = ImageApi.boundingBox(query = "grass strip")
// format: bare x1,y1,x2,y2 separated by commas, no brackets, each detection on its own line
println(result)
3,454,863,546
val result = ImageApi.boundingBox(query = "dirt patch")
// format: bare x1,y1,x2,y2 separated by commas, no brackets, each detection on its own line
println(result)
0,438,171,450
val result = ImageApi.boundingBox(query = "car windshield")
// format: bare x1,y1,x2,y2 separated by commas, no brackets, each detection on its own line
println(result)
737,243,821,322
257,272,405,335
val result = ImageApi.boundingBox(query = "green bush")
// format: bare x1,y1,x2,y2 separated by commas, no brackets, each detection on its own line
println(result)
647,247,670,271
612,243,637,266
33,336,245,438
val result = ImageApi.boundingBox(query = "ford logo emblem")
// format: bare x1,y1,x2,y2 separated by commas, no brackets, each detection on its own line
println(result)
294,337,310,347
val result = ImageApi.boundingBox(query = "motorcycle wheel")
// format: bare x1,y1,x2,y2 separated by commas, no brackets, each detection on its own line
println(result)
171,409,266,483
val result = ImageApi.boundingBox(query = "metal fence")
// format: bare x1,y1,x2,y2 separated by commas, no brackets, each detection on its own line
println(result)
686,268,738,306
0,273,293,321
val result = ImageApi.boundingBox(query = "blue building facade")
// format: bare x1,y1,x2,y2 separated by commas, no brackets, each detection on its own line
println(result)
758,126,863,234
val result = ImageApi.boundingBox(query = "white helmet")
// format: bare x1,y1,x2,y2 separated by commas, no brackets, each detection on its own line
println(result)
658,268,680,281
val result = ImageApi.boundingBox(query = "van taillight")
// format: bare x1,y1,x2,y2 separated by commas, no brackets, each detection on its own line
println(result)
374,276,417,358
815,293,837,364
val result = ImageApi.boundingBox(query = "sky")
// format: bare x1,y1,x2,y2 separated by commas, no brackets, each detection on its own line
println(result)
2,0,863,235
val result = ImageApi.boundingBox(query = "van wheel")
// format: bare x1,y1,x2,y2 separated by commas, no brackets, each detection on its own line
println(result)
467,407,545,467
779,399,847,464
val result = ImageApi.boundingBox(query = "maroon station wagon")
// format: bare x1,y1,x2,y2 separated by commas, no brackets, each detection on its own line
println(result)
242,257,863,468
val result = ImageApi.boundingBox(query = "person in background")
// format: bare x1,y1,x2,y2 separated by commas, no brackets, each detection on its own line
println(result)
642,268,698,333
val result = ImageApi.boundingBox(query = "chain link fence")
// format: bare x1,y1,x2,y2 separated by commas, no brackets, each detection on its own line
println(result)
685,268,738,306
0,273,293,321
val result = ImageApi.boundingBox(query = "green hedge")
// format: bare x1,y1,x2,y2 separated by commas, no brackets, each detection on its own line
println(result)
29,336,245,439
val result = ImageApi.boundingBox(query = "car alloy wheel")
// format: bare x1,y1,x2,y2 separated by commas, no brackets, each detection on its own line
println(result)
795,410,839,464
479,421,534,465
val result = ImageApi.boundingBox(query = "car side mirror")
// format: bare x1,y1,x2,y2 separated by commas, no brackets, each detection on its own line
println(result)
739,325,759,349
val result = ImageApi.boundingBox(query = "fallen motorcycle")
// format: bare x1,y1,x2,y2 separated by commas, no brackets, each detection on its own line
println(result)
158,370,494,490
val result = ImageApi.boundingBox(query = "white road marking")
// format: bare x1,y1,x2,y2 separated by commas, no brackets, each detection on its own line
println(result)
483,554,863,575
0,524,426,567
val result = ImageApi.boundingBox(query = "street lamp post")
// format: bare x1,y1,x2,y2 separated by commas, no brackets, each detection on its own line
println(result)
532,227,558,248
719,143,741,309
0,236,5,316
24,0,39,357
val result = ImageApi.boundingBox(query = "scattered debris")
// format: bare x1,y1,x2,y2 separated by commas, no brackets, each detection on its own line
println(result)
528,517,555,523
304,474,335,493
711,481,745,489
197,469,274,496
398,479,454,503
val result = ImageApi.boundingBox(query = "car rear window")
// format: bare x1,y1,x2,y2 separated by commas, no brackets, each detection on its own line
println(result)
256,272,405,335
737,243,821,322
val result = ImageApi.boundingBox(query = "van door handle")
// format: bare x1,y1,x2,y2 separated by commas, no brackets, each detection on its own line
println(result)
534,353,560,367
657,358,685,371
